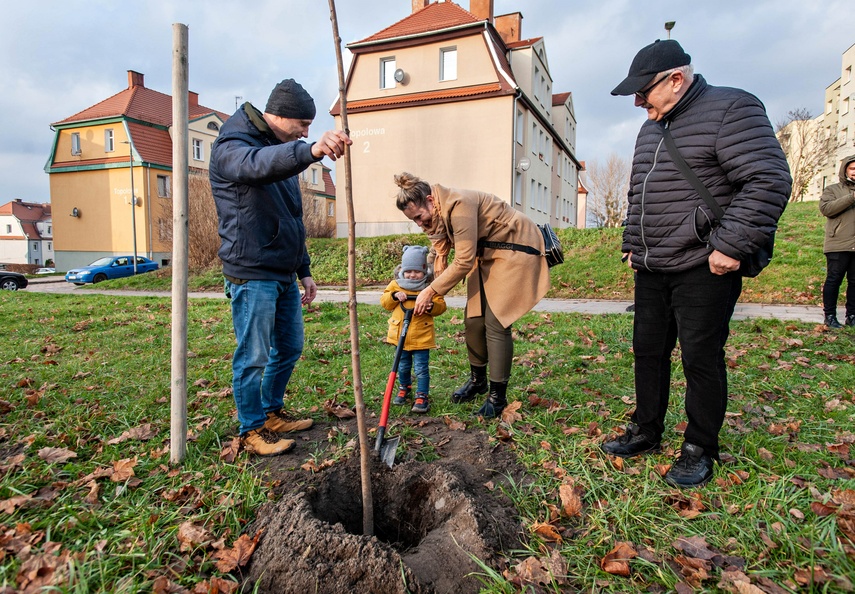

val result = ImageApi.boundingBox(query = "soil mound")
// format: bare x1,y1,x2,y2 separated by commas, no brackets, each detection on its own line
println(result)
244,417,527,593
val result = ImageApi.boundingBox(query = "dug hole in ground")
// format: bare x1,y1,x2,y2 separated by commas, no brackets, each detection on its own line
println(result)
244,416,527,593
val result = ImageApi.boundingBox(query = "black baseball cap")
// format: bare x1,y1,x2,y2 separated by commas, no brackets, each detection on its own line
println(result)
611,39,691,96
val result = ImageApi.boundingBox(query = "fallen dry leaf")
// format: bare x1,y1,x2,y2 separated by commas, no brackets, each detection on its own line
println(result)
106,423,158,445
500,400,523,424
600,541,637,577
110,457,138,482
177,521,214,552
219,437,240,464
213,529,263,573
37,447,78,464
559,484,583,518
530,521,562,543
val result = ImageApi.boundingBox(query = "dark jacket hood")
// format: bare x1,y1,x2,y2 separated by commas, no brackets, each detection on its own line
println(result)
840,154,855,186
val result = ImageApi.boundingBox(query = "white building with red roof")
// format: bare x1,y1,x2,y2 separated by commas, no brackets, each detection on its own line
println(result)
331,0,581,237
0,199,53,266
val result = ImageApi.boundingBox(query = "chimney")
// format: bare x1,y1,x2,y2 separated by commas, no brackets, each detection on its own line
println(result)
188,91,199,108
412,0,429,13
127,70,145,89
470,0,493,23
494,12,522,44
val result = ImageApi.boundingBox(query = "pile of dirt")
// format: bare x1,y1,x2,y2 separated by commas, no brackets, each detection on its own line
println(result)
243,417,529,593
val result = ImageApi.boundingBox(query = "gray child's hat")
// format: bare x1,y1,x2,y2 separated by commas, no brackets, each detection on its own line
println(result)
400,245,429,274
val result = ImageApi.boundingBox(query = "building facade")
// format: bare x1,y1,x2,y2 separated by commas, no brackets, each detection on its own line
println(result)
802,43,855,201
45,71,227,271
0,200,53,266
331,0,581,237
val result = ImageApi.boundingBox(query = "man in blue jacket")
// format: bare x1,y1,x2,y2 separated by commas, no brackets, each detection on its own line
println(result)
210,79,350,456
601,40,791,487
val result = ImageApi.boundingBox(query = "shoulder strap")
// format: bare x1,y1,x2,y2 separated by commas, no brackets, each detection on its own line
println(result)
478,239,541,257
660,126,726,221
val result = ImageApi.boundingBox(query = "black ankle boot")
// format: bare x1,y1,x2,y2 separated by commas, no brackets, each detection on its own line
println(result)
825,314,843,329
452,365,488,403
475,382,508,419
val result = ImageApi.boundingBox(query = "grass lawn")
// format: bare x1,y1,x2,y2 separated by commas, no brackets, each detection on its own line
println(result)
2,277,854,591
119,201,829,307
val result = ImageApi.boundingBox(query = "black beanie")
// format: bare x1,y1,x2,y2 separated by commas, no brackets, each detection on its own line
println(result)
265,79,316,120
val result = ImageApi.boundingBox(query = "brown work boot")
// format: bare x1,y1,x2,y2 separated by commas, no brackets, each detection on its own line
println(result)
264,408,313,433
240,428,295,456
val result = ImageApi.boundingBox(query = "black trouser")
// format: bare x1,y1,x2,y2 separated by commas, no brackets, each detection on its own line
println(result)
822,252,855,318
631,264,742,456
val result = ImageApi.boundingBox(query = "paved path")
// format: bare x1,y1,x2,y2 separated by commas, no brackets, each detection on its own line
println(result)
25,276,825,324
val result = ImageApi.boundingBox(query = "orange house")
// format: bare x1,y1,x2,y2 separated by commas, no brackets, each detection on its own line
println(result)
45,71,228,271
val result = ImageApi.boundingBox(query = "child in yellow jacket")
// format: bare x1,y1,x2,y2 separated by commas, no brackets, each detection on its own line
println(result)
380,245,447,413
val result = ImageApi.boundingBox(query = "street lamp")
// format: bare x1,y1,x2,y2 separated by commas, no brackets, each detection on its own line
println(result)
664,21,676,39
121,140,139,274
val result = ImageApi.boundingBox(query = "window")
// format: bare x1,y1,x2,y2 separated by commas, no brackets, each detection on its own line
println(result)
827,100,833,115
846,66,852,84
843,97,850,115
514,172,522,205
47,225,51,234
440,47,457,81
533,67,540,101
840,128,848,146
380,57,396,89
515,109,524,145
71,132,81,155
192,139,204,161
207,121,219,131
531,123,537,155
529,179,536,209
4,225,10,233
327,201,334,217
311,168,318,184
105,129,114,152
33,243,39,251
157,175,171,198
48,242,52,250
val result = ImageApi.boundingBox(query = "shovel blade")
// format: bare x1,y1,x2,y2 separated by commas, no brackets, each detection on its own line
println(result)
379,436,400,468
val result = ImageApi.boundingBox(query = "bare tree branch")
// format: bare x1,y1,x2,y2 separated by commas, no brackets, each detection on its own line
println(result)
583,154,631,228
775,108,835,202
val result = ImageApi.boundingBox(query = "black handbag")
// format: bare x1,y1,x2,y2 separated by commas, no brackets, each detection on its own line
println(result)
478,223,564,268
661,127,775,278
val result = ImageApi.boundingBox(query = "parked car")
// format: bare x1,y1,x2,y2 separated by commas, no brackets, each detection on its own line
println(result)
35,267,56,275
65,256,159,285
0,270,28,291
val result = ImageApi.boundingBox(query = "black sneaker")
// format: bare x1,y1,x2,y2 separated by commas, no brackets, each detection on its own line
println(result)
601,423,661,458
825,315,843,329
411,393,430,414
846,314,855,327
393,385,411,405
664,442,715,488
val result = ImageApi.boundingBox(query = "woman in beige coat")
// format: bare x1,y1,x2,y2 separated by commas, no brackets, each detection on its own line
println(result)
394,172,551,418
819,154,855,328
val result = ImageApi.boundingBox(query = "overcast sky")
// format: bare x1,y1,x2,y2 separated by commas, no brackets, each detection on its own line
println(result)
1,0,850,202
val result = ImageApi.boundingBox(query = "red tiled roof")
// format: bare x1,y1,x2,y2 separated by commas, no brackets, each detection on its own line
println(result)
331,82,506,115
322,167,336,197
552,92,571,106
350,1,482,45
53,83,228,127
0,200,52,222
127,122,173,168
505,37,542,50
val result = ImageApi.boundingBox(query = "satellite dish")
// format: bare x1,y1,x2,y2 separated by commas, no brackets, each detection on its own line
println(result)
394,68,405,83
516,157,531,172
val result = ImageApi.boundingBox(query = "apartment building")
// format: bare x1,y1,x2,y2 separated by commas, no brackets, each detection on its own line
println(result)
0,199,53,266
803,42,855,201
330,0,581,237
45,71,228,270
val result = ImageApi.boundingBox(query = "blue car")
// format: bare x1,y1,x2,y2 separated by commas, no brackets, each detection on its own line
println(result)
65,256,159,285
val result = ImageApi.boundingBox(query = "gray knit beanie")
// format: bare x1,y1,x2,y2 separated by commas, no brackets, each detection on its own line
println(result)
265,79,316,120
400,245,428,274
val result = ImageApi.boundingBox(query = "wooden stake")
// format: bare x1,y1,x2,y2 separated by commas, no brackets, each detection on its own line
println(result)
327,0,374,536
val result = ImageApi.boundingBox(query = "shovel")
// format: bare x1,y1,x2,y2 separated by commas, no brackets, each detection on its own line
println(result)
375,298,415,467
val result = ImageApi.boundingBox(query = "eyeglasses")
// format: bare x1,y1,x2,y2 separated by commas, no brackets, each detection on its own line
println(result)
635,73,671,101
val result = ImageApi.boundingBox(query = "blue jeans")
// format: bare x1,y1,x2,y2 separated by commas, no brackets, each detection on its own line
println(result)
398,349,430,395
631,265,742,456
227,279,304,434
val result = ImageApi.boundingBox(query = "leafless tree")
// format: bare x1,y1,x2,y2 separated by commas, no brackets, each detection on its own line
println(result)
300,179,335,238
584,154,631,228
158,171,221,268
775,108,835,202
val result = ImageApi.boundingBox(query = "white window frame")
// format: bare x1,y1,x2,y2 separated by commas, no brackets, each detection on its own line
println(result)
192,138,204,161
312,168,318,185
71,132,81,156
327,201,335,217
440,47,457,81
105,129,114,153
380,57,396,89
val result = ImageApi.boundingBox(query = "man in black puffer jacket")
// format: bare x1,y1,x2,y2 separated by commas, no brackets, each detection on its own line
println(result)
210,79,350,457
601,40,791,488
